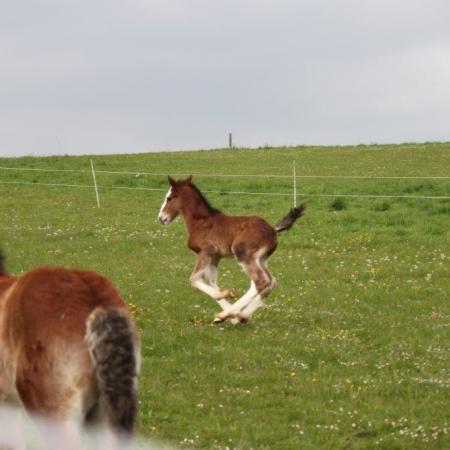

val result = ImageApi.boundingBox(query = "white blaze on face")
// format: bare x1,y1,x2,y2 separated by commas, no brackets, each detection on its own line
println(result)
158,187,172,224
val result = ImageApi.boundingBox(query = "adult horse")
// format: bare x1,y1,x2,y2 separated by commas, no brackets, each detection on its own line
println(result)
158,176,305,324
0,251,140,447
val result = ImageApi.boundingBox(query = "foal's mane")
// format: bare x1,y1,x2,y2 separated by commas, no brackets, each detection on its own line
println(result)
187,182,221,216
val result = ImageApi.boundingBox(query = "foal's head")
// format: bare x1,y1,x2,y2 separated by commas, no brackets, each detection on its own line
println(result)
158,176,221,224
158,176,192,225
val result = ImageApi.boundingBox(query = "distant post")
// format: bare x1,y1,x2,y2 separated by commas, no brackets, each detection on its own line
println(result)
228,132,233,148
90,159,101,208
293,160,297,207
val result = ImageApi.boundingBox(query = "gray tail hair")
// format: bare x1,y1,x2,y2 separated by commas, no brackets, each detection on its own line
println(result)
274,204,306,233
85,308,139,435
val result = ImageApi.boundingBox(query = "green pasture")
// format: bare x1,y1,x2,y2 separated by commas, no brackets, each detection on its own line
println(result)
1,143,449,449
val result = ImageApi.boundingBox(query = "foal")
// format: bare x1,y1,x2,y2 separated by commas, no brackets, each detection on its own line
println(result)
158,176,305,324
0,251,140,445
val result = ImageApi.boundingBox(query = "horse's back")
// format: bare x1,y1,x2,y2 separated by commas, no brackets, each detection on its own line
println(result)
226,215,276,244
214,214,277,256
4,267,126,341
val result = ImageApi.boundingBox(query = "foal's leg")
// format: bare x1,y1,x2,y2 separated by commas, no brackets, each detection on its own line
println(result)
203,260,241,310
190,253,236,308
214,260,266,322
240,257,277,322
214,262,265,322
214,248,275,324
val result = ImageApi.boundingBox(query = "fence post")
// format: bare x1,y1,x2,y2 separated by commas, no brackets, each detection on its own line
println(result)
293,160,297,207
90,159,101,208
229,132,233,148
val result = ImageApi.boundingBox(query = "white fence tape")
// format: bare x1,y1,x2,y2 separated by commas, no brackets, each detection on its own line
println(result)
1,180,449,200
1,166,450,180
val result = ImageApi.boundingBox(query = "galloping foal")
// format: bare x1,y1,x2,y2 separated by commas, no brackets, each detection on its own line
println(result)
158,176,305,324
0,251,140,446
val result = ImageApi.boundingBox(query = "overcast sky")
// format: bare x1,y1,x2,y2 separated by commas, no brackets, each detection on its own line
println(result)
1,0,450,156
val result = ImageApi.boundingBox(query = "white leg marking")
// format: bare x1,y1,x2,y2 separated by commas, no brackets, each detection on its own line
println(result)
193,285,232,309
220,248,274,322
191,263,236,309
240,295,265,320
217,299,231,310
215,281,257,322
226,281,257,316
229,249,271,314
204,265,233,309
191,275,223,298
238,256,275,321
204,265,218,287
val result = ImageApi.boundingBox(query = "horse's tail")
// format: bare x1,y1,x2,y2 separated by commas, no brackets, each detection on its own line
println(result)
85,307,139,435
274,204,306,233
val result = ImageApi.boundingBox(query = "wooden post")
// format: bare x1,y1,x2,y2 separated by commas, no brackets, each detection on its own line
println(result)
90,159,100,208
293,160,297,207
229,132,233,148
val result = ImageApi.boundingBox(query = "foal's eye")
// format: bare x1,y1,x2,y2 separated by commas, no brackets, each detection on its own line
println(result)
167,196,174,202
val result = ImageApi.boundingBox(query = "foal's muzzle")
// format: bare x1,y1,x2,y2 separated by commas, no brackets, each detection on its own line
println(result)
158,214,171,225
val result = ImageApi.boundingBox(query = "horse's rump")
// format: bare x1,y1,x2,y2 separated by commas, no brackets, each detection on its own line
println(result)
0,265,139,434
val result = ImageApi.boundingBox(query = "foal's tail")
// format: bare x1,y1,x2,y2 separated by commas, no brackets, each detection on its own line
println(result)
274,204,306,233
85,307,139,435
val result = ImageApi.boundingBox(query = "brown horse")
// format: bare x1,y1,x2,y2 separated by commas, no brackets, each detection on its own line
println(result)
0,251,140,446
158,176,305,324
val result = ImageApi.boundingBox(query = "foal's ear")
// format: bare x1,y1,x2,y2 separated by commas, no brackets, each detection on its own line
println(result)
168,176,176,187
186,175,193,183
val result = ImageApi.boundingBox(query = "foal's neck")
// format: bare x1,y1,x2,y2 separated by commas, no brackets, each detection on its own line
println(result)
180,187,218,230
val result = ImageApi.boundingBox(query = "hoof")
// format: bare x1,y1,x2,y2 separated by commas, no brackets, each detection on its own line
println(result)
214,310,240,324
218,288,238,299
233,315,249,325
213,313,227,324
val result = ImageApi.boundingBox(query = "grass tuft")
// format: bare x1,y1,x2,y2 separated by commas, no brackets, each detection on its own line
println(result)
330,197,348,211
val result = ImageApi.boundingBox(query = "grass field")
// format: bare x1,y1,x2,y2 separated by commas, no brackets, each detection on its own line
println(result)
1,143,449,449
